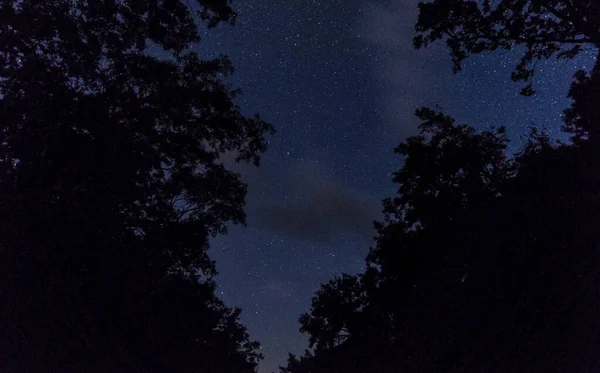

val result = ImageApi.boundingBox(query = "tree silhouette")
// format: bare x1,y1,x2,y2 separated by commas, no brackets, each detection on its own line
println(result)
414,0,600,95
414,0,600,144
282,109,516,373
283,103,600,373
0,1,273,371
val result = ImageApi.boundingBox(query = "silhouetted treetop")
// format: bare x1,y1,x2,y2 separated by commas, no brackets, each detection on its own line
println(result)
0,0,274,276
383,107,510,230
0,1,272,371
414,0,600,95
299,274,367,351
285,102,600,372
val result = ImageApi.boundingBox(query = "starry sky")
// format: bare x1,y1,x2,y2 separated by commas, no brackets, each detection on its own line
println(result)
192,1,597,372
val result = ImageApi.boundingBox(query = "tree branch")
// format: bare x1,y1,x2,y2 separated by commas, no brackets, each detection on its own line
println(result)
541,2,600,46
448,31,593,45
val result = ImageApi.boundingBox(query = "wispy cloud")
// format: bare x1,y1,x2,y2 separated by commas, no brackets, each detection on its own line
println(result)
253,161,380,245
259,281,294,300
361,0,447,142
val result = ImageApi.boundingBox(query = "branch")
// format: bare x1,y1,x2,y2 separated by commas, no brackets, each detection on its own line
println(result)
447,31,593,45
541,2,600,45
540,2,573,23
175,202,204,221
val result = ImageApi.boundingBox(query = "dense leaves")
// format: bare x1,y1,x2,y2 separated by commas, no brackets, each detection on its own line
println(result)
0,0,273,372
284,107,600,373
414,0,600,95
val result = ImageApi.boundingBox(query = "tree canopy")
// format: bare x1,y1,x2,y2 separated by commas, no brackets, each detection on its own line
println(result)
0,0,273,371
414,0,600,95
283,107,600,373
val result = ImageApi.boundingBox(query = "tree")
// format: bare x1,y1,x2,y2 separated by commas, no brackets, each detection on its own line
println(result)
283,109,515,373
284,104,600,372
414,0,600,142
379,107,510,231
414,0,600,95
298,274,368,351
0,0,273,371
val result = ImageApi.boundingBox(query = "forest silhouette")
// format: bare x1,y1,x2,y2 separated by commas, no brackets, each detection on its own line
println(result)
1,0,599,372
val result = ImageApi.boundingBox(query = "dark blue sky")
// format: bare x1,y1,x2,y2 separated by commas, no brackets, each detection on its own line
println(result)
192,1,596,372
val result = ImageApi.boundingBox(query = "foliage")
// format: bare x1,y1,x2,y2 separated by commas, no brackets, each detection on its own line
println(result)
413,0,600,95
0,0,273,371
283,101,600,372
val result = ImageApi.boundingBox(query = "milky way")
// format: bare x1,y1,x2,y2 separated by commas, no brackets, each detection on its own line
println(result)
191,1,597,372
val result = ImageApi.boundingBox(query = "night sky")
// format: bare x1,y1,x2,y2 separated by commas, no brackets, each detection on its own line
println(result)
191,1,597,372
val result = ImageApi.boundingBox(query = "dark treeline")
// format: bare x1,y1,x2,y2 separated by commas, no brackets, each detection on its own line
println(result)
2,0,600,372
0,0,273,372
282,0,600,372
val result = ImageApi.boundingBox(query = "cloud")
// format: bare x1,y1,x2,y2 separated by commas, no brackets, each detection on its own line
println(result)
259,281,294,300
361,0,447,142
252,162,380,245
